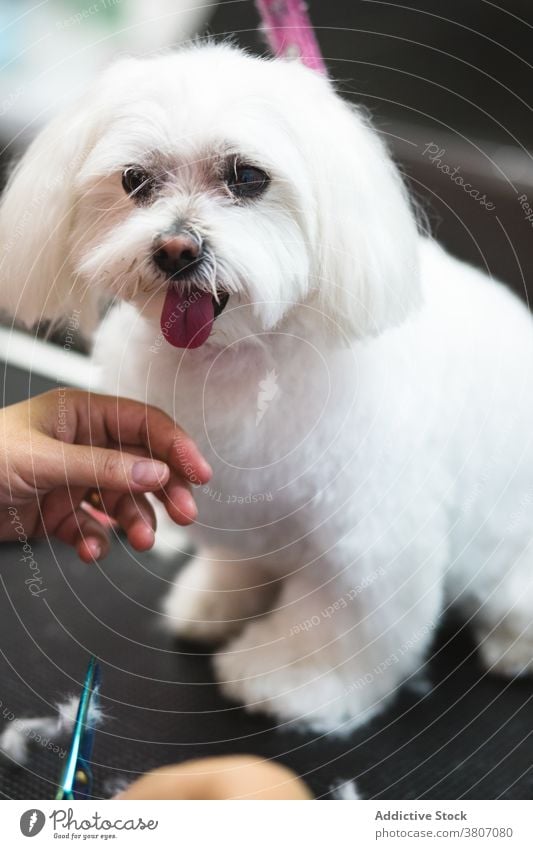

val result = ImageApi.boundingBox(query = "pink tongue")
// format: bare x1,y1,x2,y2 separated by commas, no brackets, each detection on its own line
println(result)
160,287,214,349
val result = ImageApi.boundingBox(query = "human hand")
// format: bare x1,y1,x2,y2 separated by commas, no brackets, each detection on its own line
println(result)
114,755,312,800
0,388,211,561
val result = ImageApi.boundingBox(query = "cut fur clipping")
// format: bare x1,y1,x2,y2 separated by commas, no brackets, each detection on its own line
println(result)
0,692,104,766
331,780,361,800
102,774,134,799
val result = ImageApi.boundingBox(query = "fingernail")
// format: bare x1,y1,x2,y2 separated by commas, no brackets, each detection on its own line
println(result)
132,460,168,487
170,488,197,519
87,540,101,560
183,492,198,519
200,460,213,480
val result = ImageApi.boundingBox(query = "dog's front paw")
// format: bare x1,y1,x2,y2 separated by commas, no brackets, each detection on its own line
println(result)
161,554,276,645
477,624,533,677
162,571,238,644
213,618,375,732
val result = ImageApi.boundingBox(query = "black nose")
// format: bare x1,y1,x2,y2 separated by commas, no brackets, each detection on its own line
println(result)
153,233,202,277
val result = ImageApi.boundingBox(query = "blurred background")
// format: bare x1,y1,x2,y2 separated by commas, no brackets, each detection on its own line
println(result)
0,1,532,801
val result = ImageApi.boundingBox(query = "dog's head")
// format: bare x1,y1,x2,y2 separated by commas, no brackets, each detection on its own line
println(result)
0,44,420,349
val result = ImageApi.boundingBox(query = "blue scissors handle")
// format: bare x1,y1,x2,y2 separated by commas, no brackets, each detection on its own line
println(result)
55,656,101,801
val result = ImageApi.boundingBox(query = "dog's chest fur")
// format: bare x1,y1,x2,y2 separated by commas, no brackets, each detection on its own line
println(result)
95,239,533,582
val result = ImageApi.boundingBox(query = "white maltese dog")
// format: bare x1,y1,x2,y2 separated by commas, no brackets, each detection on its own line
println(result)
1,44,533,733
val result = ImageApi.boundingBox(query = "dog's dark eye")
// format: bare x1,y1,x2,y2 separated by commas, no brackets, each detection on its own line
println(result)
121,166,153,202
226,162,269,199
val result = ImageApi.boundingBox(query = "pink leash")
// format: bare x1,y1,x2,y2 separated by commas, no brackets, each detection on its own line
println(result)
254,0,327,75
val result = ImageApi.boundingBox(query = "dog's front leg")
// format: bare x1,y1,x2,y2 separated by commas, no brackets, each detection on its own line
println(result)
214,555,444,732
162,549,279,644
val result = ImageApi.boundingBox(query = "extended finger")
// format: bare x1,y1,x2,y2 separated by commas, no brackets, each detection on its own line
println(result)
153,475,198,525
111,491,156,551
58,392,212,486
37,439,170,493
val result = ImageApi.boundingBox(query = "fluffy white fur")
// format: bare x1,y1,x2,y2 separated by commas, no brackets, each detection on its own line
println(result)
2,44,533,734
0,695,104,765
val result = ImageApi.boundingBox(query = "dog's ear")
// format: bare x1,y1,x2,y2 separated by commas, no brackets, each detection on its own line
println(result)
305,81,421,341
0,100,104,333
0,57,147,335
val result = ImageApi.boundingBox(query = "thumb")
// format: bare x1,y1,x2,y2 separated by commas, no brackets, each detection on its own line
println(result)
37,439,170,492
